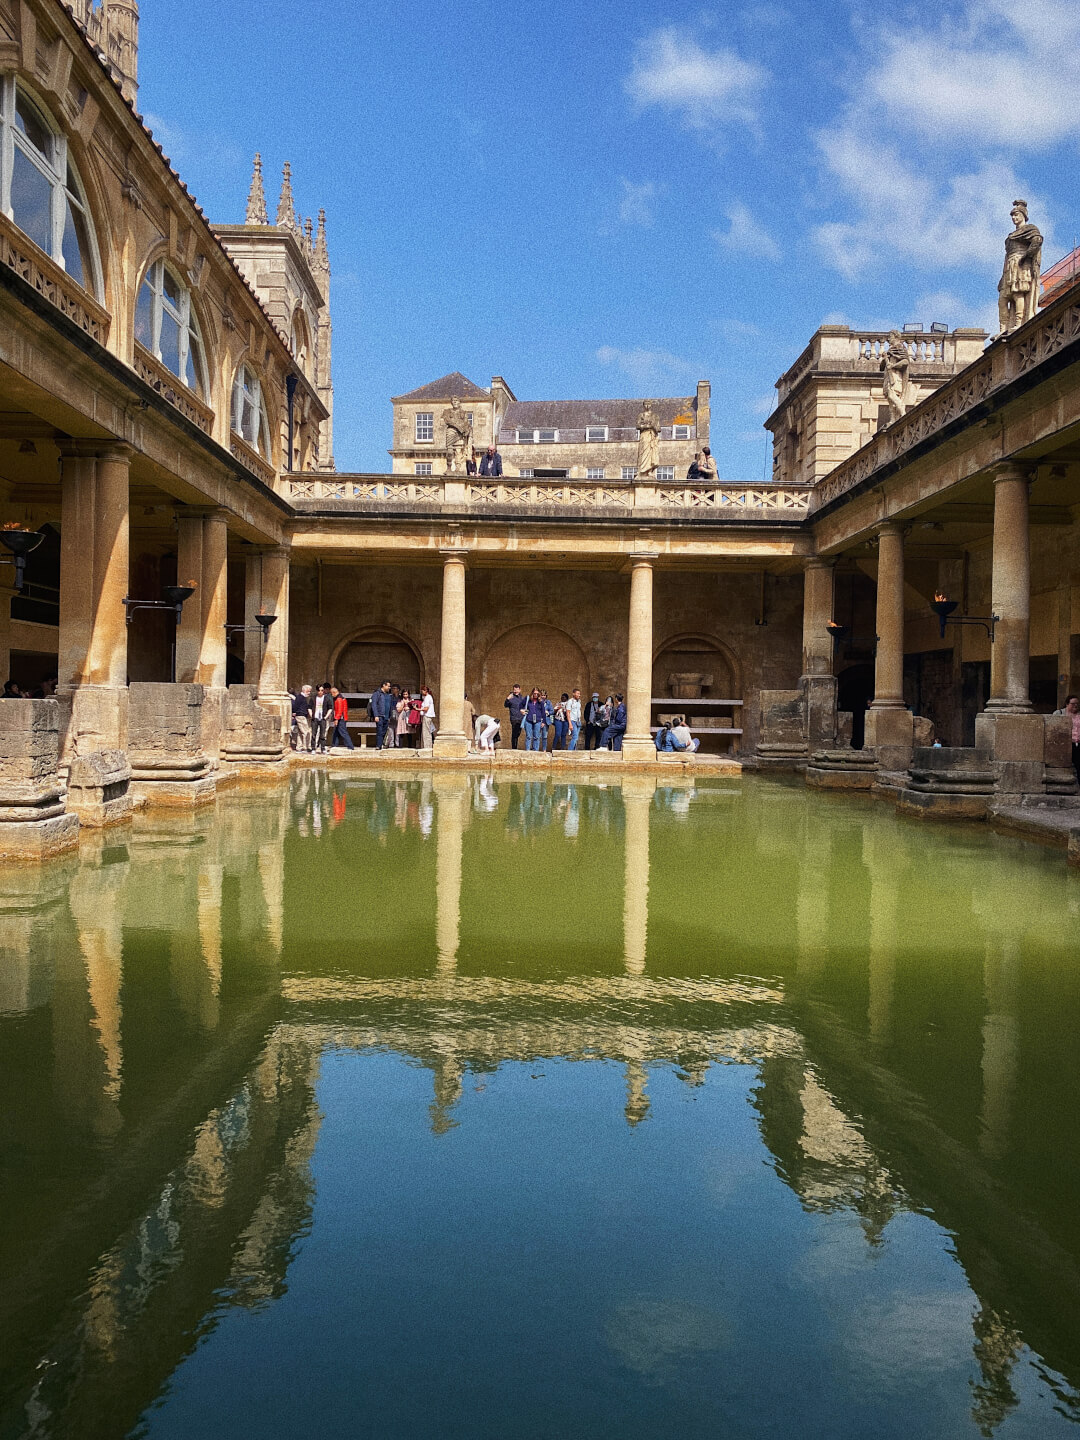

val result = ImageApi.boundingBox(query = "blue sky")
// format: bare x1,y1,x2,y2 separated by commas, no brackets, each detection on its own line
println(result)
140,0,1080,477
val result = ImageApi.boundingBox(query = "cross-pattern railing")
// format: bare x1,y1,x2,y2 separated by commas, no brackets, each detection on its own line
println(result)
286,474,811,516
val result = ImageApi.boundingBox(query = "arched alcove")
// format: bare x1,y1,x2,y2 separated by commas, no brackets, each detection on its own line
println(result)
652,633,740,701
479,624,589,715
331,627,423,694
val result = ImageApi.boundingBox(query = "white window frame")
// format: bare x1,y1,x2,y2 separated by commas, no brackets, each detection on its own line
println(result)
672,424,691,441
518,468,534,479
586,467,605,480
656,466,675,482
536,428,557,443
0,76,102,296
516,428,534,444
231,362,272,458
621,466,637,481
585,426,608,443
136,258,207,395
414,462,432,476
415,412,434,442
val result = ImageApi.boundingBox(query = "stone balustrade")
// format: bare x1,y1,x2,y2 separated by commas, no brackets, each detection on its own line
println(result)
0,211,111,347
133,344,215,436
287,474,811,518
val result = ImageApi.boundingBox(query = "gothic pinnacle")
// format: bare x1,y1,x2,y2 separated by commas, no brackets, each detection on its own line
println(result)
315,208,329,270
245,152,268,225
277,162,298,231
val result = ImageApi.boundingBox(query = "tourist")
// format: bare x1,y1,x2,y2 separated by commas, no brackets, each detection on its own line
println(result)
583,692,604,750
699,447,717,480
524,688,546,750
292,685,312,751
311,684,332,750
504,684,527,748
552,693,570,750
1,680,21,698
474,712,499,751
479,445,503,477
371,680,395,750
687,452,703,479
419,685,436,749
539,690,554,750
465,449,477,476
1066,695,1080,784
395,689,414,748
464,691,476,743
603,694,627,751
567,688,582,750
664,716,700,752
329,686,354,749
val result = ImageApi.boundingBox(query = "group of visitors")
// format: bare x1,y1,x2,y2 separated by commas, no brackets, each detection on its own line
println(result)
2,677,57,699
495,686,627,752
463,445,503,477
369,681,437,749
290,683,362,751
686,448,717,480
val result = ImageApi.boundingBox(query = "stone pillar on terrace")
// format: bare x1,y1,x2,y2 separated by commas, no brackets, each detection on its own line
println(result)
57,444,132,826
433,549,469,758
864,522,913,772
176,508,229,767
800,557,838,750
975,464,1046,795
622,554,659,762
220,550,288,771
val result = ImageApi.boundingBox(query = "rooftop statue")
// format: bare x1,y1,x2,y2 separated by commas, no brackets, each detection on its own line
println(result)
635,401,660,479
880,331,911,424
442,397,472,475
998,200,1042,335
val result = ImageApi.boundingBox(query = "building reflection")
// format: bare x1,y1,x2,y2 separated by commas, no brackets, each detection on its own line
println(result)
2,773,1080,1437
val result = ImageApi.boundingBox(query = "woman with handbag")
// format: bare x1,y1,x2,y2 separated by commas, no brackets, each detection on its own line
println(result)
524,688,545,751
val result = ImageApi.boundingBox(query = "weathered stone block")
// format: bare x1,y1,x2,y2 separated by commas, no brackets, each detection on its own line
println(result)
127,683,214,805
67,749,132,828
975,712,1044,763
864,707,913,773
0,812,79,860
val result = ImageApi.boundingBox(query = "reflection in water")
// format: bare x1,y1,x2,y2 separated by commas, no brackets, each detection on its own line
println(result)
1,772,1079,1438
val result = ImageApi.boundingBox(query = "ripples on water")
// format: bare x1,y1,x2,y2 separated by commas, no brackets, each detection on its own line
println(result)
1,770,1079,1439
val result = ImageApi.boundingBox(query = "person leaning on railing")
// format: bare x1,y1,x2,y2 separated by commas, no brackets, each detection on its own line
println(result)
479,445,503,477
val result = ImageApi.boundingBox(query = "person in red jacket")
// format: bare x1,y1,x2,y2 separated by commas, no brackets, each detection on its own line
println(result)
329,686,354,749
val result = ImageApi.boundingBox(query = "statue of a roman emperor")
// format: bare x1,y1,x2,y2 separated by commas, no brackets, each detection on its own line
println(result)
442,397,472,475
635,401,660,479
998,200,1042,335
880,331,911,423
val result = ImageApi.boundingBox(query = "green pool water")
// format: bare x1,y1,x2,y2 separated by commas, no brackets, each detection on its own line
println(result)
2,769,1080,1439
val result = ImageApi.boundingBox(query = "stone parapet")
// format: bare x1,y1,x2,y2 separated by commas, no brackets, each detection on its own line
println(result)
755,689,808,768
220,686,288,779
128,682,216,807
896,746,995,820
0,699,79,859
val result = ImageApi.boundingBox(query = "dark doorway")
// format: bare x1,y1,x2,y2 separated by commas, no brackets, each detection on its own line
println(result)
961,661,991,745
837,663,874,748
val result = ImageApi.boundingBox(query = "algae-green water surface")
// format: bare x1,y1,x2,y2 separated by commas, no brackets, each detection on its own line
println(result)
2,769,1079,1439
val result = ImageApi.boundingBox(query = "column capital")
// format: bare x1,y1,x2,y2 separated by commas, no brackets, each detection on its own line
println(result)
57,439,134,462
991,461,1036,487
804,555,835,572
176,504,231,522
438,547,469,562
628,551,659,568
873,520,905,540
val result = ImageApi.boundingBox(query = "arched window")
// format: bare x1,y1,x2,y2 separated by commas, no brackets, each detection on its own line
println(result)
290,309,310,374
0,76,100,294
135,259,207,394
231,363,271,458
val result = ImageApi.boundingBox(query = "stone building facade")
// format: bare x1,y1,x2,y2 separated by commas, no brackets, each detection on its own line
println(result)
766,326,986,487
390,375,710,481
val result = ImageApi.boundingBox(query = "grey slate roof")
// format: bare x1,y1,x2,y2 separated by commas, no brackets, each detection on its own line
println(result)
393,372,491,403
499,397,695,432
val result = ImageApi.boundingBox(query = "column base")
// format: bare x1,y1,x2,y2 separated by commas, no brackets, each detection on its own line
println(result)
620,737,658,763
982,699,1034,715
66,750,133,828
432,732,469,759
864,707,913,774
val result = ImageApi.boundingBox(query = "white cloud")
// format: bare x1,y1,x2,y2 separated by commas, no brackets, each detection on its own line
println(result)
624,27,765,135
713,201,781,261
813,126,1042,280
617,178,657,227
864,0,1080,151
595,345,698,387
752,392,776,415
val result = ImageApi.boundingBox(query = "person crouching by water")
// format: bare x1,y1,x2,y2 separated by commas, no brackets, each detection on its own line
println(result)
474,712,500,752
419,685,436,750
329,686,354,749
664,716,700,752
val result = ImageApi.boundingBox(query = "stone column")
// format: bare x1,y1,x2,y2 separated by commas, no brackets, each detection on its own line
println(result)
864,522,912,770
801,558,835,676
241,547,290,742
433,549,469,758
986,464,1032,714
58,445,131,754
176,508,228,689
623,553,659,761
800,557,838,750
